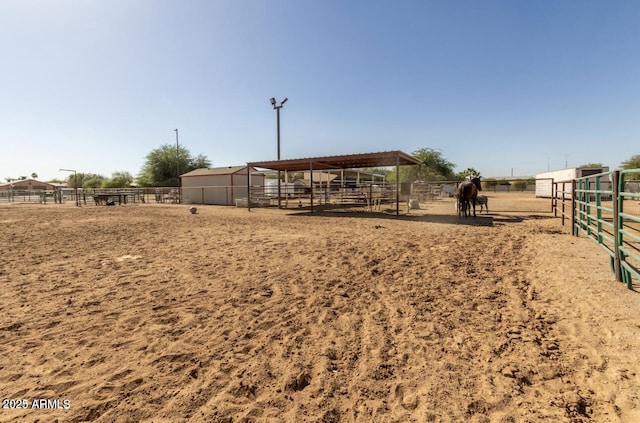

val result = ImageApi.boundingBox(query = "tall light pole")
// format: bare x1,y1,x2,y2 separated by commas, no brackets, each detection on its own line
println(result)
59,168,79,207
174,129,180,203
270,97,287,208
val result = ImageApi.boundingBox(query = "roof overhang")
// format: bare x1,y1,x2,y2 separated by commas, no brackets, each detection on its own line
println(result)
248,151,421,172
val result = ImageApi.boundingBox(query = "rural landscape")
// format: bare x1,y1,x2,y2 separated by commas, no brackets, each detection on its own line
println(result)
3,1,640,422
2,193,640,422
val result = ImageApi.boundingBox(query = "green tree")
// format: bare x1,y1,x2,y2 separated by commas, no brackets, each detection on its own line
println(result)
359,167,392,179
137,144,212,187
31,172,38,180
390,148,456,182
83,175,107,189
64,173,105,188
66,173,84,188
191,153,210,170
457,168,481,180
102,171,133,188
621,154,640,180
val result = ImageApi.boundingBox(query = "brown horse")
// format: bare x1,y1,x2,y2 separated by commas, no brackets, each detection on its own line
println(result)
456,177,482,218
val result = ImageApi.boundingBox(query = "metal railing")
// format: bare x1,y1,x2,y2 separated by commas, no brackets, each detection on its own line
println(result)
572,169,640,289
552,180,574,225
0,190,62,204
0,188,184,206
617,171,640,287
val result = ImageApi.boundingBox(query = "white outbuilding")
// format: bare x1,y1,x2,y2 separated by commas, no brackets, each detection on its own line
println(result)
535,167,609,198
180,166,264,205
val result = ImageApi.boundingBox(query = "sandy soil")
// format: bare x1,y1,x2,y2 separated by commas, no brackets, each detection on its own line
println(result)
1,195,640,422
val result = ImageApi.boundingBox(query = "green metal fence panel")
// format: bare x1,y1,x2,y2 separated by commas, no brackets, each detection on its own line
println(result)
617,170,640,288
572,169,640,289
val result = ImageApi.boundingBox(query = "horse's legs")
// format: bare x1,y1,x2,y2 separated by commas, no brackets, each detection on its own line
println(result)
458,198,466,217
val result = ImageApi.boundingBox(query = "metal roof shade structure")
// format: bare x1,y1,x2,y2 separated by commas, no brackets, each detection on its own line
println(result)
247,150,422,215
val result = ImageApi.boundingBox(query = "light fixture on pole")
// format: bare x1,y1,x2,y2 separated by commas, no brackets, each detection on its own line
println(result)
59,168,79,207
270,97,287,208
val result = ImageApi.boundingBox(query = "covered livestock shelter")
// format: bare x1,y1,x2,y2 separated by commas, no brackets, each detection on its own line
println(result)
180,166,264,206
247,151,421,216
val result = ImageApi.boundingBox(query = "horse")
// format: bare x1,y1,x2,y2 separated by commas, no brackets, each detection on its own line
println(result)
456,177,482,217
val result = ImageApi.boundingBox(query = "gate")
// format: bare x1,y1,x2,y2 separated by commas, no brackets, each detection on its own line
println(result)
571,169,640,288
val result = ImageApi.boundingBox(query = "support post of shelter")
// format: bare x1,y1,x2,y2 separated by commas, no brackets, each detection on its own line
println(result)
550,178,555,213
341,169,345,202
571,179,576,235
395,153,400,216
247,163,251,211
284,170,288,208
310,161,314,213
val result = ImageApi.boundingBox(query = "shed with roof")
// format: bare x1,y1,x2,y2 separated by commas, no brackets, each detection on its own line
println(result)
0,179,56,191
180,166,265,206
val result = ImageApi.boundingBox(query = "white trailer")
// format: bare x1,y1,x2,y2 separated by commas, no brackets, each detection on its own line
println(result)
535,167,609,198
264,180,298,198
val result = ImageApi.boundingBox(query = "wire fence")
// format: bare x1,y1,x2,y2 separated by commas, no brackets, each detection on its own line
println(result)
241,179,545,214
0,180,545,213
0,187,181,205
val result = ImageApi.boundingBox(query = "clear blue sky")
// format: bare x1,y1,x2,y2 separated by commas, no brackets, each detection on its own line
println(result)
2,0,639,182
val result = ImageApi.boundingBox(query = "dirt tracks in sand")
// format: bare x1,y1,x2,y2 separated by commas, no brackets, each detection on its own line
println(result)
1,204,640,422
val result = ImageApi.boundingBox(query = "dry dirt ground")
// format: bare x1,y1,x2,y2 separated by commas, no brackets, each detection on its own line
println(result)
1,194,640,423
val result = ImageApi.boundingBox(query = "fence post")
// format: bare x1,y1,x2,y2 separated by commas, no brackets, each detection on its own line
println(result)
556,182,567,226
612,170,622,283
596,176,603,244
247,165,252,211
551,178,555,213
571,179,577,236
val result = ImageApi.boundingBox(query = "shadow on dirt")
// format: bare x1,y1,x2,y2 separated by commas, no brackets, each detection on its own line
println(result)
287,209,495,226
287,208,560,227
492,216,524,223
